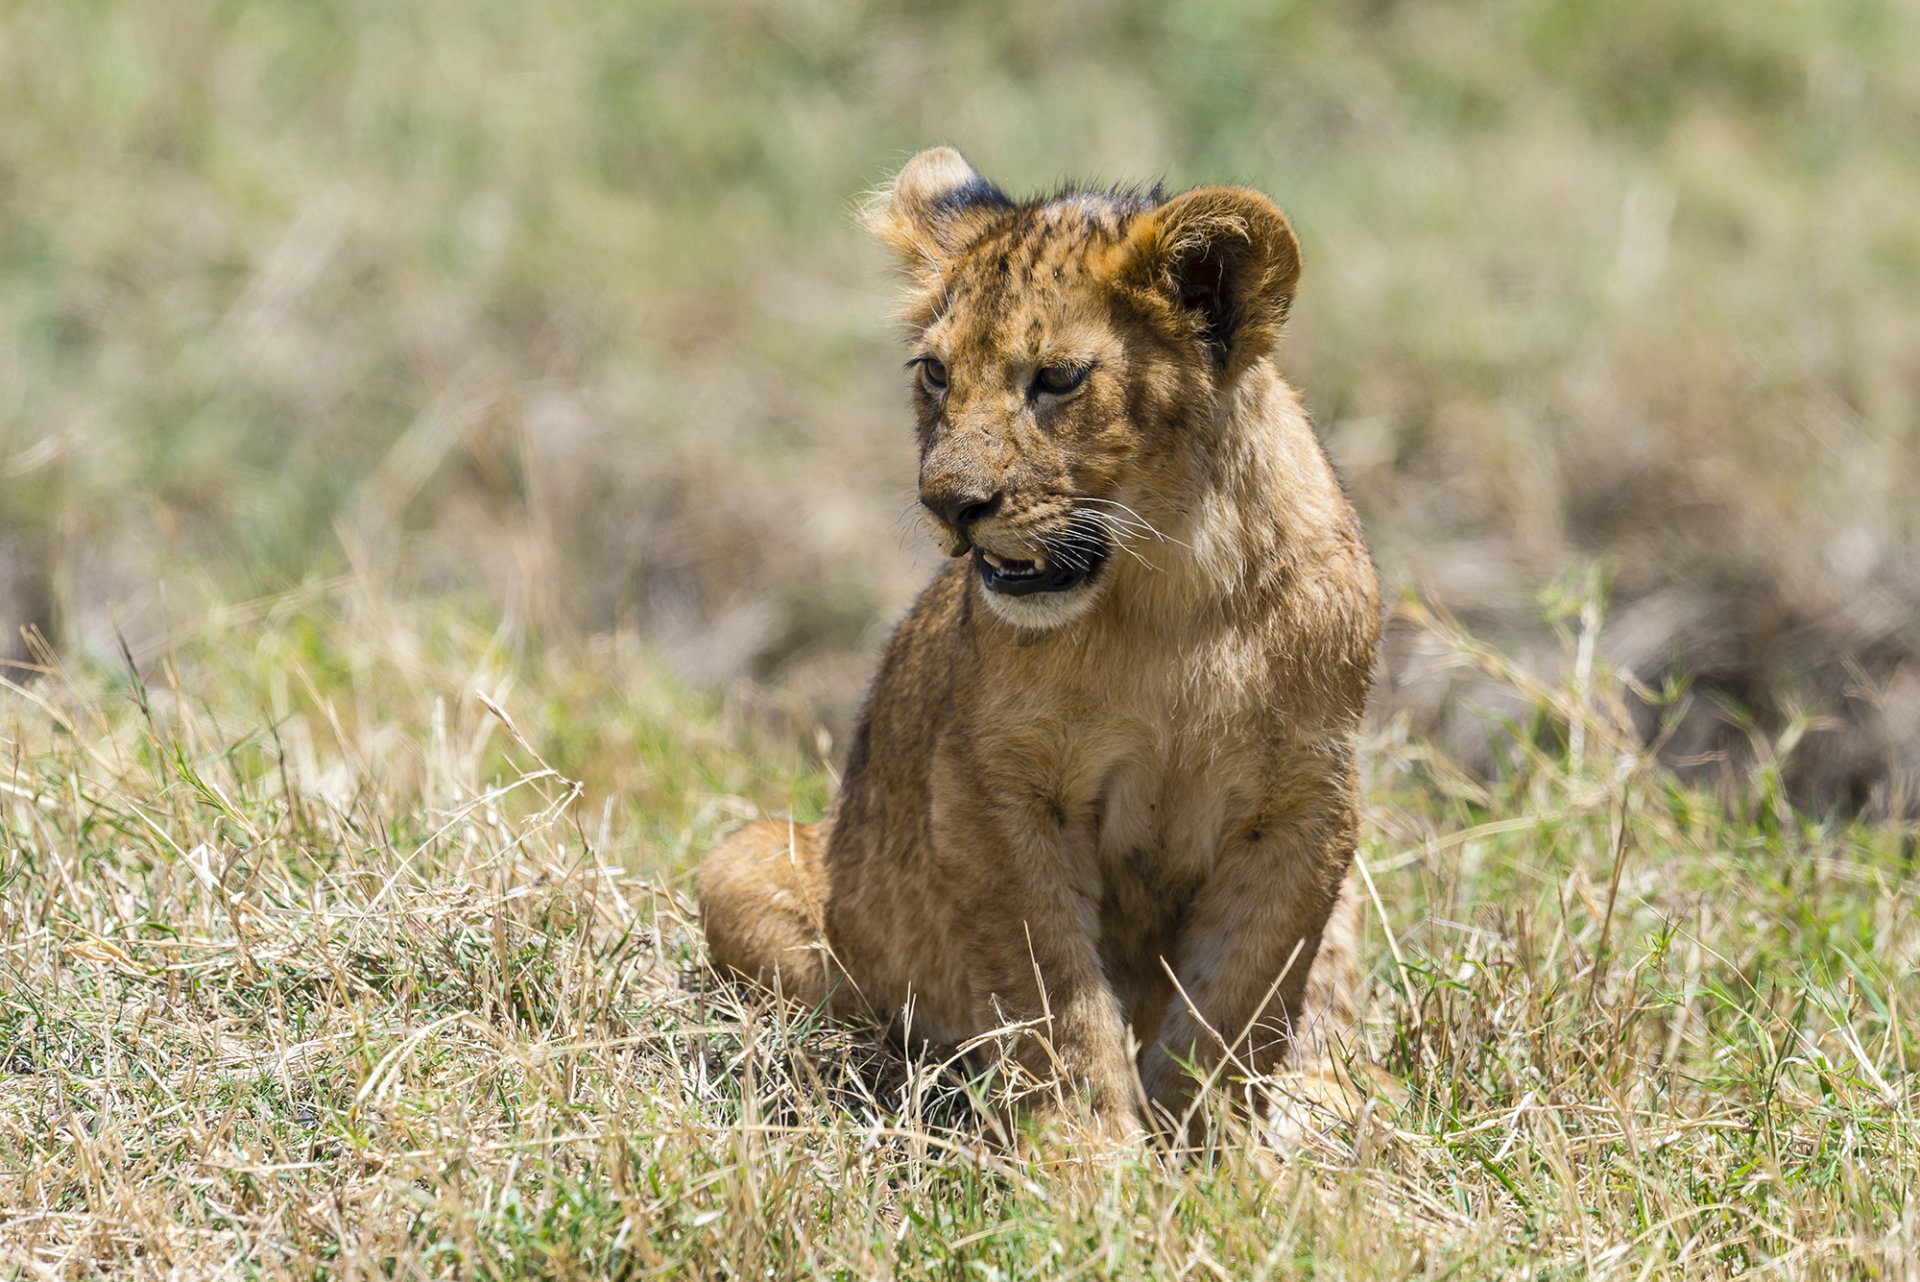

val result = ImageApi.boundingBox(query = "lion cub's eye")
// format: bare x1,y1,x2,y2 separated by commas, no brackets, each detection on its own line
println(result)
912,357,949,392
1032,364,1089,397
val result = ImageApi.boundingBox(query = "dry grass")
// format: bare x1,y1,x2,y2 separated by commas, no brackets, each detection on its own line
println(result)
3,585,1915,1278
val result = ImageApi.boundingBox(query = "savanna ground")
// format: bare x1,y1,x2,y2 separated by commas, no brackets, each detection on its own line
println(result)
3,1,1918,1277
4,587,1917,1279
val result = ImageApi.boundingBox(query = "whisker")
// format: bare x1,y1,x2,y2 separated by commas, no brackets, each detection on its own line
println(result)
1071,496,1190,549
1064,509,1154,571
893,498,933,553
1048,538,1093,572
1078,512,1150,543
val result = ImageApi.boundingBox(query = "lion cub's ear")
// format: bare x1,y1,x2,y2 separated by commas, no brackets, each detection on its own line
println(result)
864,146,1013,286
1117,187,1302,378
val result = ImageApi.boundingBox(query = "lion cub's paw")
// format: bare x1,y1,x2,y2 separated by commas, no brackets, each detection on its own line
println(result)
1258,1060,1405,1161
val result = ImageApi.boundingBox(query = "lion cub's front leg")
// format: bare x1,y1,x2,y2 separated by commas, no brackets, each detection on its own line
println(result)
1139,778,1361,1130
929,775,1142,1137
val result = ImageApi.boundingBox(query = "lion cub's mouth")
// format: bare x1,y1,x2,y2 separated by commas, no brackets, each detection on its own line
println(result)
973,540,1107,597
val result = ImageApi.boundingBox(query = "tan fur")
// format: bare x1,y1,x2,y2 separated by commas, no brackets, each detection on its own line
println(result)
699,147,1382,1139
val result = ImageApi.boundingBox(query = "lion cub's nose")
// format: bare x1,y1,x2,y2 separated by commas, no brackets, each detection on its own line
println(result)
921,487,1002,531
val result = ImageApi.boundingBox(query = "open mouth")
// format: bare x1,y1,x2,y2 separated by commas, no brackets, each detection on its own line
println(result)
972,537,1109,597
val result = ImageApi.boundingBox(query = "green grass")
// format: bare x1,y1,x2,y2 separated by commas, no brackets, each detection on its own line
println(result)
3,587,1913,1278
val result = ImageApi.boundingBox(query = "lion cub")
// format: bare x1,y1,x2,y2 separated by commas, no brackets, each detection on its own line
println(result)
699,147,1380,1137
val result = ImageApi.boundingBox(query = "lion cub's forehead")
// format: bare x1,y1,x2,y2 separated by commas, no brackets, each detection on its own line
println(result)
929,198,1145,356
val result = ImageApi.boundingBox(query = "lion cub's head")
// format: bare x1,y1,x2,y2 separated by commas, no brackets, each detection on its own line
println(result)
866,146,1303,629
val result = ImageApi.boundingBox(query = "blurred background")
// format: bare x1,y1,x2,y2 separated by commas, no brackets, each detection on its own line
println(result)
3,0,1916,816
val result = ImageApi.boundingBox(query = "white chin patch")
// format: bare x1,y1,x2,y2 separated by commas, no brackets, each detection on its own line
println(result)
977,579,1102,630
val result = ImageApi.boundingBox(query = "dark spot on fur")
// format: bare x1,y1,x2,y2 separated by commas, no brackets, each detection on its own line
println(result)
932,175,1014,218
1032,182,1167,221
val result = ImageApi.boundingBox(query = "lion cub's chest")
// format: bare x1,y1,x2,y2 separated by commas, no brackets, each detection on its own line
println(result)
1048,638,1282,904
1083,741,1264,1015
1091,748,1258,897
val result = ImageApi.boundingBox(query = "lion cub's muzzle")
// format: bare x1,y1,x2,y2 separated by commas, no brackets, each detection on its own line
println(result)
921,483,1113,598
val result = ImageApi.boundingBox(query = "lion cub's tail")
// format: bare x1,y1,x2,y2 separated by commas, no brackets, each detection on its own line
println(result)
697,817,835,1009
